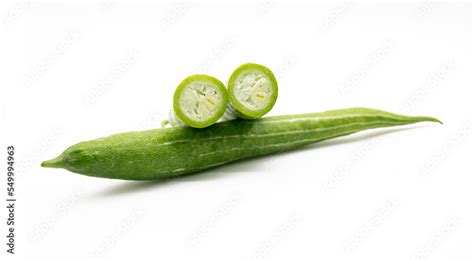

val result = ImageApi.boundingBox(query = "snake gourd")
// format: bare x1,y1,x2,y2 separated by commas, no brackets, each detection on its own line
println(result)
41,108,441,180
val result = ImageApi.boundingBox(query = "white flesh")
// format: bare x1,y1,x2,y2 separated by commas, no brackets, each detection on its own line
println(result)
179,81,224,121
233,71,273,111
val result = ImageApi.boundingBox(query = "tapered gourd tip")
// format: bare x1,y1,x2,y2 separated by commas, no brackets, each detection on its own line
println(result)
424,116,443,125
41,156,64,169
409,115,442,125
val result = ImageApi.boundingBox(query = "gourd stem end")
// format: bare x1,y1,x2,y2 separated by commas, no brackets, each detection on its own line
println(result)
41,156,64,168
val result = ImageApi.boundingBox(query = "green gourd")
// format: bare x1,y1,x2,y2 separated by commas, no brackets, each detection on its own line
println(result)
41,108,441,180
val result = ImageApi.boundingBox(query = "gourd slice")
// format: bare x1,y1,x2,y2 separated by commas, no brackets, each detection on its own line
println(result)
172,75,228,128
227,63,278,119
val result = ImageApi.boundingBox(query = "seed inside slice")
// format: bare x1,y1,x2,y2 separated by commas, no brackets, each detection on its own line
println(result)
173,75,228,128
228,63,278,119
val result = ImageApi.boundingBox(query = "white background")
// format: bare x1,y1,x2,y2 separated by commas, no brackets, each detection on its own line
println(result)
1,1,473,260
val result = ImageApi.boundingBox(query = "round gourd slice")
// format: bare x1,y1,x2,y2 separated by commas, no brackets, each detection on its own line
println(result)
173,75,228,128
227,63,278,119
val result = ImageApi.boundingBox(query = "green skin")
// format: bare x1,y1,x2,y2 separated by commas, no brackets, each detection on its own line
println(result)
228,63,278,119
41,108,441,181
173,74,228,128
